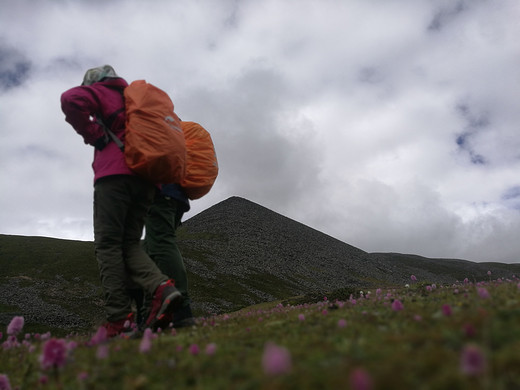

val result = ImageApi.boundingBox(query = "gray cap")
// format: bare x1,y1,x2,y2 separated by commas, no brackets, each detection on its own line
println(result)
82,65,119,86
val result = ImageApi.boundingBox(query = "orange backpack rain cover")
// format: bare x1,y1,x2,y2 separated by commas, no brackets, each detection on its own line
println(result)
180,121,218,199
124,80,186,184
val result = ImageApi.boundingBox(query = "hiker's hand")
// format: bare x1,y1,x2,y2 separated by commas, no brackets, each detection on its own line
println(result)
94,136,108,151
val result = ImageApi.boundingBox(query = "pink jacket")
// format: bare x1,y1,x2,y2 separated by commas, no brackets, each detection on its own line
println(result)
61,78,134,183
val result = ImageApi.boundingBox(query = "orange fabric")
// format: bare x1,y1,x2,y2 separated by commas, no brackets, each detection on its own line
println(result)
180,121,218,199
124,80,186,184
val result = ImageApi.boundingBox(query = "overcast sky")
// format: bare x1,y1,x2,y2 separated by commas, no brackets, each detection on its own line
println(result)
1,0,519,263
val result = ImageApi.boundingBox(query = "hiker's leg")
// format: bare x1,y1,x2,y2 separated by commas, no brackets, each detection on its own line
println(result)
144,194,191,306
93,176,133,322
121,176,167,295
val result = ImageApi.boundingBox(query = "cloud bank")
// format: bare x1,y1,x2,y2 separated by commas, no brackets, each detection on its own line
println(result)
1,0,519,262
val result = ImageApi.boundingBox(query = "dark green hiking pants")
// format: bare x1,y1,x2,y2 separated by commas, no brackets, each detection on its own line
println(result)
93,175,168,322
144,192,191,307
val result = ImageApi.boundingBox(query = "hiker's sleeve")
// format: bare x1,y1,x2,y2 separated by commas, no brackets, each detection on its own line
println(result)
61,88,105,146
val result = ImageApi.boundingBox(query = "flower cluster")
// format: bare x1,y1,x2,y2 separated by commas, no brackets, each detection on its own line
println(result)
1,273,518,388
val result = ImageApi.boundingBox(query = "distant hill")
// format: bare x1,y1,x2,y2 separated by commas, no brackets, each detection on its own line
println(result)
1,196,518,333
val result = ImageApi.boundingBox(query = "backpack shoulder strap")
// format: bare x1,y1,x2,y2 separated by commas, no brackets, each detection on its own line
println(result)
96,117,125,152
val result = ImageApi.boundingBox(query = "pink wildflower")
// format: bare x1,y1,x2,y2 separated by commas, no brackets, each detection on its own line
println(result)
349,368,373,390
338,319,347,328
298,314,305,321
96,344,109,360
262,342,292,376
391,299,404,311
460,344,486,376
39,338,68,370
77,372,89,381
0,374,11,390
139,328,153,354
410,275,417,281
90,326,107,345
478,287,490,299
487,270,492,276
189,344,200,355
205,343,217,356
442,304,453,317
7,316,24,336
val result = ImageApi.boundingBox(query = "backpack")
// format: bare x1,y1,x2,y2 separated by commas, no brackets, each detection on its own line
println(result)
121,80,187,184
103,80,218,199
180,121,218,199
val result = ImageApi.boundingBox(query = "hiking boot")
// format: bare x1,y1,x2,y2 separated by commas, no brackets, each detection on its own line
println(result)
145,280,182,330
172,304,196,328
103,312,136,338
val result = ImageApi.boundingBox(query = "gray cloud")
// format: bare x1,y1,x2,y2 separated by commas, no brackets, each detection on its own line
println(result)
1,0,519,263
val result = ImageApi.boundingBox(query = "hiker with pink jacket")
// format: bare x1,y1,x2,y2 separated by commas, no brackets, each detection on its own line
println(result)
61,65,181,337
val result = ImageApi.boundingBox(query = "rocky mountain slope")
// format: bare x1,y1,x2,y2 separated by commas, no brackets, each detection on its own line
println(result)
1,196,518,333
179,197,519,312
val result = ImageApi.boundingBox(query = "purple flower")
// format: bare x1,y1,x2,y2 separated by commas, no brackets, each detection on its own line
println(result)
391,299,404,311
410,275,417,281
442,304,453,317
460,344,486,376
0,374,11,390
477,288,490,299
39,338,68,370
338,319,347,328
96,344,109,360
139,328,153,354
205,343,217,356
90,326,107,345
7,316,24,336
298,314,305,321
262,342,292,376
349,368,373,390
189,344,200,356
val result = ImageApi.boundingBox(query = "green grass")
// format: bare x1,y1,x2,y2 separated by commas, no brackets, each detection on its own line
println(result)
2,277,519,389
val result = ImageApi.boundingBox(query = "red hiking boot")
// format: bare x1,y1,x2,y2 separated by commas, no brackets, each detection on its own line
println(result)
103,312,136,338
145,280,182,330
